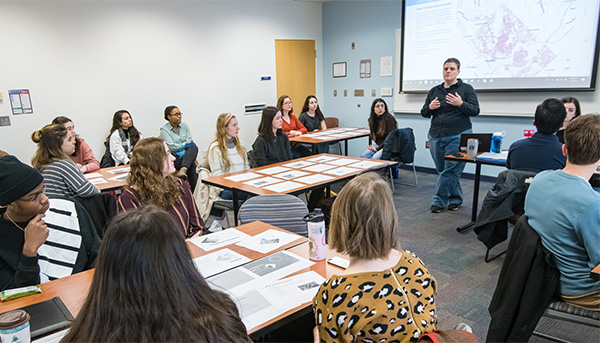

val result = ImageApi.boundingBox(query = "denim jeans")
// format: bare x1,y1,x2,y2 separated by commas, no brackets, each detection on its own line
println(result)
428,129,472,208
360,142,383,159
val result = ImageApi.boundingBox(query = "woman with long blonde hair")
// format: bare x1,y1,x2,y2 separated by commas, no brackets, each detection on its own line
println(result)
117,137,206,238
31,124,99,199
207,113,249,199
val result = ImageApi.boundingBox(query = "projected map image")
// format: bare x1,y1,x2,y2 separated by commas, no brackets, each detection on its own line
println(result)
402,0,600,92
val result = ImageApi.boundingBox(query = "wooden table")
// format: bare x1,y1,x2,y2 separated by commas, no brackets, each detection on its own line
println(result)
202,153,398,223
84,165,129,192
0,221,342,336
444,152,506,233
592,264,600,281
289,127,370,155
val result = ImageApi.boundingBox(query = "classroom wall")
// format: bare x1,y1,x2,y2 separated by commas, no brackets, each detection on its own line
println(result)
0,1,323,163
322,1,598,177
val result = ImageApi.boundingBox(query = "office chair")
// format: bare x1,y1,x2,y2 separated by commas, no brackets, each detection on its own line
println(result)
237,194,309,237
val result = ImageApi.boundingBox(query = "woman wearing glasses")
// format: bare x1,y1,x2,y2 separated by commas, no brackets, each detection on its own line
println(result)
160,105,199,191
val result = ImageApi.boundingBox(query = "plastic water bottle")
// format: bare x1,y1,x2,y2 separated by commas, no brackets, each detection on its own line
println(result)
491,131,506,153
466,138,479,158
303,209,326,261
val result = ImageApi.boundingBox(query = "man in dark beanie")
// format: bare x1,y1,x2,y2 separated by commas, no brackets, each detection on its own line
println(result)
1,155,100,291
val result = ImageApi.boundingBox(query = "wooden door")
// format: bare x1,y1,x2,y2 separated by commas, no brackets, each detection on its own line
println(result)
275,39,316,113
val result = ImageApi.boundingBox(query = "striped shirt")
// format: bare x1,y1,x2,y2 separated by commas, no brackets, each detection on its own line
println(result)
42,159,99,199
117,179,206,238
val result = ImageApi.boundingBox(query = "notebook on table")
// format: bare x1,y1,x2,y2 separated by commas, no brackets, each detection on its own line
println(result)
459,133,493,153
0,297,74,339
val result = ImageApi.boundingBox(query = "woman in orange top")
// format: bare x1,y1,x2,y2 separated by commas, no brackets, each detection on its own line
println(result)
277,94,310,158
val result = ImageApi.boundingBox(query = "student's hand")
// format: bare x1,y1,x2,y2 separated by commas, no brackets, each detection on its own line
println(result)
368,144,377,152
22,214,49,257
313,326,320,343
429,97,440,110
291,130,302,136
78,164,87,173
446,92,463,107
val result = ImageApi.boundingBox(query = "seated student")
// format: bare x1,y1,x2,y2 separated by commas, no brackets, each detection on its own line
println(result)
360,98,397,159
62,206,250,343
252,106,293,166
525,113,600,310
506,98,567,172
52,116,100,173
105,109,142,166
32,124,99,199
278,95,311,158
252,106,323,211
299,95,329,153
313,172,438,342
0,155,100,291
160,105,199,191
207,113,249,200
117,137,206,238
557,96,581,144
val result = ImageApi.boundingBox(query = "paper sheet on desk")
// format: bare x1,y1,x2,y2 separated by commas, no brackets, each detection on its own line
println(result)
323,166,361,176
224,172,261,182
189,228,251,251
88,178,108,185
263,181,303,192
347,160,384,169
272,170,310,180
235,271,325,330
243,177,282,188
108,174,128,182
236,229,299,254
302,163,337,172
83,172,102,179
325,158,360,166
306,155,338,163
256,166,291,175
207,250,313,296
282,161,315,169
107,167,130,174
193,248,251,278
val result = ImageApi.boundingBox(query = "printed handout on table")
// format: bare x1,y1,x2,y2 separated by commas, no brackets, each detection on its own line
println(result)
189,228,251,251
323,166,361,176
236,229,300,254
272,170,310,180
243,176,282,188
302,163,337,172
306,155,339,163
224,172,261,182
107,167,130,174
108,174,128,182
325,158,360,166
313,135,333,140
294,174,335,185
207,250,313,296
282,161,315,169
236,271,326,330
256,166,291,175
88,178,108,185
263,181,303,192
193,248,251,278
83,172,102,179
347,160,384,169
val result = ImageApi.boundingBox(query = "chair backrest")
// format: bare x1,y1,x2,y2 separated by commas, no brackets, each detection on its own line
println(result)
324,117,339,128
238,194,309,236
247,150,258,169
381,127,416,163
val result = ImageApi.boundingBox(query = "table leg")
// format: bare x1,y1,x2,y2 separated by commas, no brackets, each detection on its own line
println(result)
312,144,317,154
344,140,349,156
456,162,481,233
232,190,239,225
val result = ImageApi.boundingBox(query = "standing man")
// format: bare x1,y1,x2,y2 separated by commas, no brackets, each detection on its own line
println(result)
421,58,480,213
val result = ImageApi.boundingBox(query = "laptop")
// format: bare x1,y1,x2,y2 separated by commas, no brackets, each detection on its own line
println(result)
459,133,493,153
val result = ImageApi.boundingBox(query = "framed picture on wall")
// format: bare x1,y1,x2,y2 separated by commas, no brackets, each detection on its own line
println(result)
333,62,346,78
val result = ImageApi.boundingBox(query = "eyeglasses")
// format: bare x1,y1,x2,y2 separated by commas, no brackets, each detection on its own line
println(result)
170,112,183,117
20,185,46,202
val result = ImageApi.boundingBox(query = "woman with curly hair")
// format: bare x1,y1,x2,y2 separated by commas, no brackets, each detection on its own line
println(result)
52,116,100,173
31,123,99,199
104,109,142,166
117,137,206,238
207,113,249,199
62,206,249,343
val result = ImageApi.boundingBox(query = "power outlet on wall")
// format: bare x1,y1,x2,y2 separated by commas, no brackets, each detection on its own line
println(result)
0,116,11,127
